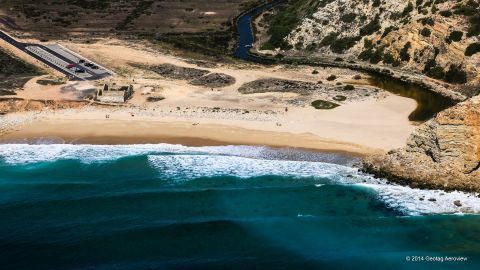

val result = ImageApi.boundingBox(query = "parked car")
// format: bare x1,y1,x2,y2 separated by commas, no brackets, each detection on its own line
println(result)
75,68,85,73
66,63,75,69
79,59,85,63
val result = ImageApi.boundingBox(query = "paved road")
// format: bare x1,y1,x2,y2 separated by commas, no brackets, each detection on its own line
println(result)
0,30,112,81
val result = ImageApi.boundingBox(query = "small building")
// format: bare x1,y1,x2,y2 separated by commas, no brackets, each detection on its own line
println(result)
96,84,133,103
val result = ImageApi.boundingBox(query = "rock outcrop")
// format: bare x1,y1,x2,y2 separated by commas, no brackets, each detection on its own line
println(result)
363,94,480,192
267,0,480,95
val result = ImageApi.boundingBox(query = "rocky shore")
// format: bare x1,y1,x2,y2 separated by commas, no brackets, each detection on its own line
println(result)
363,95,480,192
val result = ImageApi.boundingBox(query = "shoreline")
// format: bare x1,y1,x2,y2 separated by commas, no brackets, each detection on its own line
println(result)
0,91,417,158
0,119,374,157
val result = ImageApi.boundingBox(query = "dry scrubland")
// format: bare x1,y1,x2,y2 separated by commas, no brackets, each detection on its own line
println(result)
0,0,263,55
0,0,250,33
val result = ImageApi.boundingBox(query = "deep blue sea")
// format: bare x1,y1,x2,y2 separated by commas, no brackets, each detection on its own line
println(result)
1,144,479,269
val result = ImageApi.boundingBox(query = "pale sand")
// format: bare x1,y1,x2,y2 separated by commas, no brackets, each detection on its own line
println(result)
0,94,416,156
0,36,416,155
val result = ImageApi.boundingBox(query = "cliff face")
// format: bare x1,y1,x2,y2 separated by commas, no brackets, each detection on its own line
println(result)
363,95,480,192
267,0,480,95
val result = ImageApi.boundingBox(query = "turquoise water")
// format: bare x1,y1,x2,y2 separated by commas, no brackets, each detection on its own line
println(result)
1,144,480,269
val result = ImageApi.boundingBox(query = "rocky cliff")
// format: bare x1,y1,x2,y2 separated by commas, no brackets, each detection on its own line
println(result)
363,94,480,192
262,0,480,96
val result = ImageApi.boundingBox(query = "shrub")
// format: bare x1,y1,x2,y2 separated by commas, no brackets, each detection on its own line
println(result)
343,84,355,91
330,36,359,53
427,66,446,80
439,10,453,17
369,49,383,64
448,31,463,42
420,28,431,37
381,26,398,38
467,14,480,37
445,65,467,84
320,32,338,47
311,100,340,109
400,42,412,62
312,69,319,74
420,17,435,26
383,52,396,64
341,13,357,23
326,75,337,81
358,49,373,61
353,74,362,80
360,16,381,36
402,2,414,17
465,43,480,56
333,95,347,101
364,39,374,49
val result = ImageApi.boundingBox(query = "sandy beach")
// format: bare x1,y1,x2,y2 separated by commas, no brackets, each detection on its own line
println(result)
0,93,416,156
1,37,417,156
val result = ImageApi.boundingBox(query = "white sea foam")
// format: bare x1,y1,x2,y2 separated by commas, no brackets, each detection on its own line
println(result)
1,143,479,215
0,143,353,165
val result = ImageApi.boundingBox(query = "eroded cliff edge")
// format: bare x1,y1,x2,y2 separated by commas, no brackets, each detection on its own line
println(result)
363,95,480,192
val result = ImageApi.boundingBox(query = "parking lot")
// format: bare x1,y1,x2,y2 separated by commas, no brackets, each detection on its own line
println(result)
1,30,113,81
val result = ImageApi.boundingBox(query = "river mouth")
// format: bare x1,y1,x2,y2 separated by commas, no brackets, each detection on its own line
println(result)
368,76,455,122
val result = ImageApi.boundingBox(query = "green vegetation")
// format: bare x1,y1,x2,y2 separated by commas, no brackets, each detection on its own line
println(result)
69,0,109,10
420,17,435,26
465,43,480,56
116,1,154,30
399,42,412,62
333,95,347,101
340,13,357,23
264,0,324,49
445,65,467,84
420,28,431,37
381,26,398,38
1,48,43,91
320,32,338,47
439,10,453,17
402,2,414,17
467,14,480,37
426,66,445,80
330,36,360,53
369,49,383,64
424,60,467,84
382,52,396,64
343,84,355,91
453,0,480,37
424,59,445,80
326,75,337,81
311,99,340,109
0,49,41,76
359,16,381,36
447,31,463,42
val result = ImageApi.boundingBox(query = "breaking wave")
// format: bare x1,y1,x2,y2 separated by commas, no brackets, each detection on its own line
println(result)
0,143,479,216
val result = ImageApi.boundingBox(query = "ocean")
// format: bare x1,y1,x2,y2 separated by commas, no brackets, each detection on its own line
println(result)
0,144,479,269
